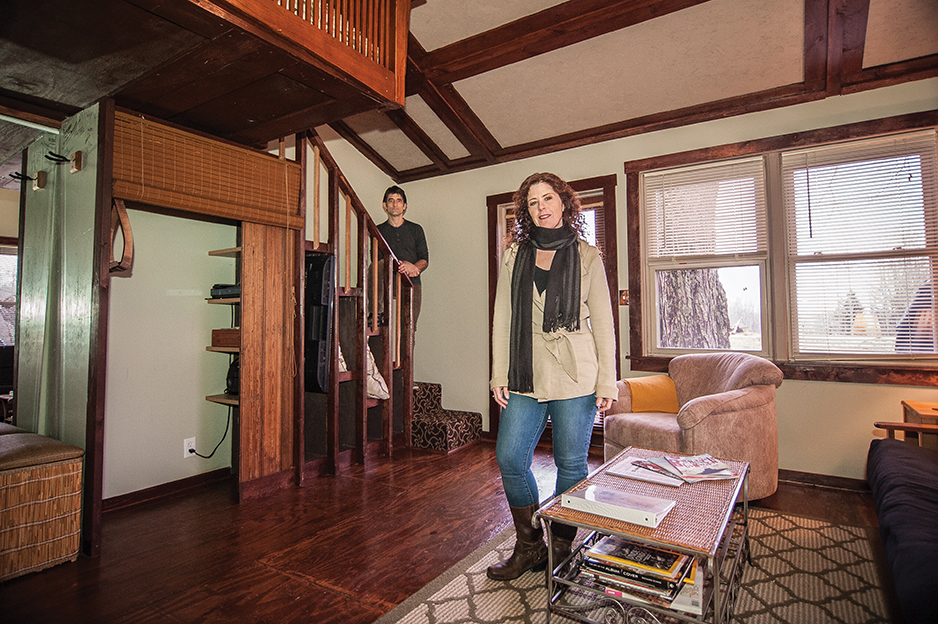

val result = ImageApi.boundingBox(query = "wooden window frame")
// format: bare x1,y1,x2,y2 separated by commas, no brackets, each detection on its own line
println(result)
625,110,938,386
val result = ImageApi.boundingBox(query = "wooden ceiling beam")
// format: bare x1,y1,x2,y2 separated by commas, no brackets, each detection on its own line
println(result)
328,120,400,181
384,108,450,172
227,92,381,147
393,83,826,183
407,37,500,163
803,0,830,92
0,103,65,133
839,0,870,78
420,0,714,85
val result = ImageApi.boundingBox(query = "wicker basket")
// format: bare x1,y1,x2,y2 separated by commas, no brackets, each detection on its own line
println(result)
0,436,84,582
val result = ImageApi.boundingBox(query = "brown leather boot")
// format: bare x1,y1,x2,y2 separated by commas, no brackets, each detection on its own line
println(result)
549,521,578,570
486,504,548,580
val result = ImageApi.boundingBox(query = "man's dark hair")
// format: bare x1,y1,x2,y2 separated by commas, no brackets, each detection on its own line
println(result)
383,185,407,205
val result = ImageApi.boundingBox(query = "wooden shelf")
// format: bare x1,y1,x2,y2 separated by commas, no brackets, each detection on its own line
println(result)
206,394,239,406
206,346,239,353
207,297,240,305
208,246,242,258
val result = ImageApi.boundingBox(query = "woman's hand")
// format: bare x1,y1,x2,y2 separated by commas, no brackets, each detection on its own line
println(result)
492,386,510,408
596,397,614,413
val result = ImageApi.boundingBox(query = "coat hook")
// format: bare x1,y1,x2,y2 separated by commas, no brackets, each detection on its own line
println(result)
44,151,70,163
10,171,35,181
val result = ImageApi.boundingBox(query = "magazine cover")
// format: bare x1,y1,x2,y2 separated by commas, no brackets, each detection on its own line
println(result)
586,535,689,578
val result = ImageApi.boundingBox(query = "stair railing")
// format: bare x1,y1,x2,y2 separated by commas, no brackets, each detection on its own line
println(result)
302,129,413,476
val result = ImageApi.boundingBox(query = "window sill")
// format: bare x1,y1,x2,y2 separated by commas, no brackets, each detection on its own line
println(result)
630,355,938,386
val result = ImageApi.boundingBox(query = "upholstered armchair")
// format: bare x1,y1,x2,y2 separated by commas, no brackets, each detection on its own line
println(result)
603,352,783,500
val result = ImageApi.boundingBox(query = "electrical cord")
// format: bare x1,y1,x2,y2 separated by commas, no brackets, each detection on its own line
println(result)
189,406,232,459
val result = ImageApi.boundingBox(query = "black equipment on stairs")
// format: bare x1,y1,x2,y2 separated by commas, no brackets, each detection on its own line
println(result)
305,252,335,394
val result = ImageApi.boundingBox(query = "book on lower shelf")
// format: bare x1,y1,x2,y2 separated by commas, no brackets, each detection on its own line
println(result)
669,569,705,616
561,485,676,528
581,556,693,593
586,535,690,579
577,548,705,615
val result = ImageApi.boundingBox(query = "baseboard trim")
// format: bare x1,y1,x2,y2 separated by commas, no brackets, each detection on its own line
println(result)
103,468,234,512
239,469,295,502
778,468,868,492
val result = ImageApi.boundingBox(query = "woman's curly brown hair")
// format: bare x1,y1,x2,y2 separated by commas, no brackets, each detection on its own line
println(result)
511,172,586,243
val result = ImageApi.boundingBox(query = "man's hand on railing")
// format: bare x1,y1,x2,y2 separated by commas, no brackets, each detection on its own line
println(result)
397,259,427,278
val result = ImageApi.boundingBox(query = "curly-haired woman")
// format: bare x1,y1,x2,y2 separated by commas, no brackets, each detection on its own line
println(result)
487,172,617,580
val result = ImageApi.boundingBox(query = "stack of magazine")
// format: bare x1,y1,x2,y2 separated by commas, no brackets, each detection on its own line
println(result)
577,535,704,614
613,453,738,485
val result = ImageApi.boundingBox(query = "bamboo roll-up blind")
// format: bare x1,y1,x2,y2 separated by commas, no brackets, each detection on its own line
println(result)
112,111,303,230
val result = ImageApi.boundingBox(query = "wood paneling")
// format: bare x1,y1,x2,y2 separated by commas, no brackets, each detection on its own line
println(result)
240,221,297,497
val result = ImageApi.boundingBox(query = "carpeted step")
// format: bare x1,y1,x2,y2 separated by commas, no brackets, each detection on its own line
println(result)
412,382,481,452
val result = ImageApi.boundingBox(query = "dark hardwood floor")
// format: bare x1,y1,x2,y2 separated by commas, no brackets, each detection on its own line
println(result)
0,440,884,624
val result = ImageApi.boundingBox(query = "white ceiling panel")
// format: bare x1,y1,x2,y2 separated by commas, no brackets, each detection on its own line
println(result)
404,95,471,160
453,0,804,147
344,110,434,171
409,0,567,51
864,0,938,69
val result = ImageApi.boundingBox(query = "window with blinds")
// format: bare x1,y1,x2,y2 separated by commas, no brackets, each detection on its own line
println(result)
641,157,768,354
635,127,938,364
782,130,938,357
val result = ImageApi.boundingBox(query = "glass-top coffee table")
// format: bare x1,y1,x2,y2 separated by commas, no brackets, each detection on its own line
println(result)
534,446,749,624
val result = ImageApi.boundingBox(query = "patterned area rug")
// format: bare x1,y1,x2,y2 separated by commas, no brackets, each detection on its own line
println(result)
374,509,890,624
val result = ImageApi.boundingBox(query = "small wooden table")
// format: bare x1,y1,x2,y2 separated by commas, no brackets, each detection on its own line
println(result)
535,447,749,624
901,401,938,451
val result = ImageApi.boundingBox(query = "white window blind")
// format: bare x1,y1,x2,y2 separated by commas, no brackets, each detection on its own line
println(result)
782,130,938,356
642,156,767,259
641,157,768,353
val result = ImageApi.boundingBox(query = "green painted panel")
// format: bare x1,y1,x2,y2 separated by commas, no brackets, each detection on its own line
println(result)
17,104,100,449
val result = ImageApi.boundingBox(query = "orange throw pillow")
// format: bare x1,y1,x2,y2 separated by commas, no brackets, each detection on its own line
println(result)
624,375,679,413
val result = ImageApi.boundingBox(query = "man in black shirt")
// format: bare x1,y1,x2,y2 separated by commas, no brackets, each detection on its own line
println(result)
376,186,429,330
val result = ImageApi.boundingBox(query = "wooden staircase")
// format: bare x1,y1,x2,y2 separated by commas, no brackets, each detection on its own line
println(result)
299,130,415,481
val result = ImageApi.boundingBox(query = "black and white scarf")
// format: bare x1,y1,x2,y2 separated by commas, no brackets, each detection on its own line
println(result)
508,226,581,393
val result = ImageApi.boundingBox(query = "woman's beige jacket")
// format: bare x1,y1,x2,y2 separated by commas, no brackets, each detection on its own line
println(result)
490,240,617,402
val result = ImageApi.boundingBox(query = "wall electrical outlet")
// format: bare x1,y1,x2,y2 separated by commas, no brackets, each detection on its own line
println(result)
184,437,196,458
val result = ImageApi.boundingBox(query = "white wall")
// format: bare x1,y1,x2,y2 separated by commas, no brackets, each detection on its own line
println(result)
104,210,237,498
323,77,938,480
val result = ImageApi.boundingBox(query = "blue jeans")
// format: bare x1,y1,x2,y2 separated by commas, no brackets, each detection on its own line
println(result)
495,392,598,508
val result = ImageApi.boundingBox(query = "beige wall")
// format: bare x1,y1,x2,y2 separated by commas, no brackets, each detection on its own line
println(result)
0,188,19,237
323,77,938,481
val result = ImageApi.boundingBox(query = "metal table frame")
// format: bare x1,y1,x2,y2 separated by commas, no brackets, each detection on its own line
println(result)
534,447,750,624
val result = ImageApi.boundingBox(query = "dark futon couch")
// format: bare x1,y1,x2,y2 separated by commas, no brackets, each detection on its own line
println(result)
867,436,938,624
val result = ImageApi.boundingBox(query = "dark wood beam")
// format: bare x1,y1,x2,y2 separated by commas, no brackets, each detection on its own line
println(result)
842,54,938,93
384,108,450,171
393,83,823,182
0,105,64,132
804,0,830,92
406,37,500,163
840,0,870,78
328,120,400,181
420,0,714,85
